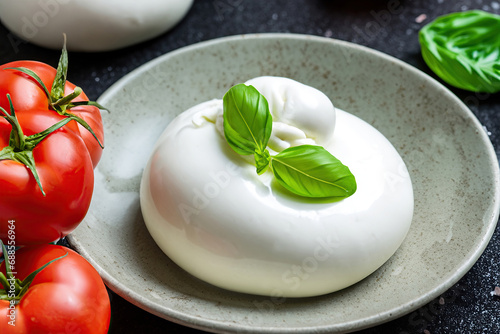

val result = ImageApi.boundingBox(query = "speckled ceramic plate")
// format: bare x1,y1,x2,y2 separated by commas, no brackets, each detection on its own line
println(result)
67,34,500,333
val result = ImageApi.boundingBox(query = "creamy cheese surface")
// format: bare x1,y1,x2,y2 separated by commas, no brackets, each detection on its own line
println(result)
0,0,193,52
140,77,414,297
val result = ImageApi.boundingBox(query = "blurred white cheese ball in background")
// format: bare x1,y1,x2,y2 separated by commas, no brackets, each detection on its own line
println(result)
0,0,193,52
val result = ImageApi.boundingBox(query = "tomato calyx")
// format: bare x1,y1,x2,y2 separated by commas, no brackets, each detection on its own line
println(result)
0,241,67,303
0,94,75,196
4,35,105,149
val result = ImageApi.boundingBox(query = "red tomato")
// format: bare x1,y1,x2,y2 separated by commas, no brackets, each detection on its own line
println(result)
0,244,111,334
0,60,104,167
0,108,94,245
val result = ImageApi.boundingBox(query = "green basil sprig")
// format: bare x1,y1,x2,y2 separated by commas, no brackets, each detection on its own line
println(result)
222,84,357,199
419,10,500,93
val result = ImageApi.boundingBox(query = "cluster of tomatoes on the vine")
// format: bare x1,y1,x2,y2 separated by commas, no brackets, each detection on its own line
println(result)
0,44,110,333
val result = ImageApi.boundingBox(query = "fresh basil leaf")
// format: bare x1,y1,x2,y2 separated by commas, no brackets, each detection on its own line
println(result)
419,10,500,93
254,149,271,175
223,84,272,155
271,145,356,198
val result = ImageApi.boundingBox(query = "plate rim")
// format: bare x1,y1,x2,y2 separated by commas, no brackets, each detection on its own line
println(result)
67,33,500,333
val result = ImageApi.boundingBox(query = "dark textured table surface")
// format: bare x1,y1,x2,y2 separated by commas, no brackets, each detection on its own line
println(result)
2,1,500,333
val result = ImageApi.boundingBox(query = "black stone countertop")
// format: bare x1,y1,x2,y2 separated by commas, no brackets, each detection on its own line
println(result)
1,0,499,333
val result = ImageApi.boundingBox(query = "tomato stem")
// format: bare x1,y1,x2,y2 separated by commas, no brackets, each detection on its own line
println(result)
3,37,106,149
50,33,69,101
53,87,82,109
0,241,68,302
1,102,26,151
0,94,76,196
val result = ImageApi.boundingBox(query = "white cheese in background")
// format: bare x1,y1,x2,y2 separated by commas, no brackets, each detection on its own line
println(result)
0,0,193,52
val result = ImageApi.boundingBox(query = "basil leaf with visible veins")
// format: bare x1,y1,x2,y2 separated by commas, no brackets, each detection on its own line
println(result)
222,84,272,155
271,145,356,198
419,10,500,93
